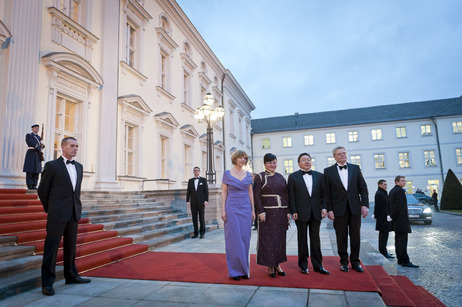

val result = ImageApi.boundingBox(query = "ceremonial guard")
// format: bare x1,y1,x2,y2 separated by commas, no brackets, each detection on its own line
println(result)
23,124,44,190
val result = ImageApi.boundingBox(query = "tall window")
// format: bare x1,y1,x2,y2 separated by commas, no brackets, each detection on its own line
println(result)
282,137,292,148
304,134,314,146
405,181,413,194
202,151,207,175
183,71,191,106
456,148,462,165
421,124,432,136
229,109,235,135
261,138,270,149
374,154,385,169
184,145,191,181
160,136,168,178
59,0,80,22
160,52,167,89
311,158,316,171
399,152,410,168
424,150,436,167
350,155,361,168
348,131,358,142
124,124,135,176
396,127,406,138
327,157,336,166
326,133,336,144
428,180,439,194
283,159,293,174
126,22,136,68
452,121,462,133
371,129,382,140
54,96,79,159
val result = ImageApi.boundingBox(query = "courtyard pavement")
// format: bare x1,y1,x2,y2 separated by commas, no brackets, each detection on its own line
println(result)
0,220,387,307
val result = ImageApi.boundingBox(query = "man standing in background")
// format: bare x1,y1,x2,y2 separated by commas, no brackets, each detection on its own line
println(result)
373,179,393,258
186,166,209,239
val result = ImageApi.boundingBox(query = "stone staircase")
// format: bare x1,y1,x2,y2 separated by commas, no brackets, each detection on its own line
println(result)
0,189,217,300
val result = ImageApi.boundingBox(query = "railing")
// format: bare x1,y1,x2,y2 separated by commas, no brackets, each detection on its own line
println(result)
140,179,175,190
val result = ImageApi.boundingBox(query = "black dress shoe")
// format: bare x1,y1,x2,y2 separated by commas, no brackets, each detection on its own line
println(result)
275,267,286,276
231,276,240,281
384,253,395,259
241,275,249,279
352,264,364,273
200,235,204,239
300,268,309,274
65,276,91,284
314,267,330,275
401,262,419,268
42,286,55,296
340,265,349,272
191,235,198,239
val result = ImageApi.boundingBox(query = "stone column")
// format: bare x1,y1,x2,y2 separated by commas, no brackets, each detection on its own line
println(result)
0,1,42,188
94,0,120,190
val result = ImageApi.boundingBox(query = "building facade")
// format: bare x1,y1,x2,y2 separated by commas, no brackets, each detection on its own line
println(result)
251,97,462,196
0,0,254,190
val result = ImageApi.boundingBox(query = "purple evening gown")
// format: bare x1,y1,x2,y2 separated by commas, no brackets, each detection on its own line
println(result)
222,170,253,278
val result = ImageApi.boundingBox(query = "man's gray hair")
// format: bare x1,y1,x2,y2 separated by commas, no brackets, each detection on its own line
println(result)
332,146,346,156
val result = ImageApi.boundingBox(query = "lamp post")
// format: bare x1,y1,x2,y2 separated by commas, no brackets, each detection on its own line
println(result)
194,93,225,184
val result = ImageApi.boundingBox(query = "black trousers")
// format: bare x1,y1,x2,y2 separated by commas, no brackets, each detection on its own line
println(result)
378,231,390,255
295,218,322,270
333,203,361,266
190,201,205,236
41,218,79,286
394,232,410,264
26,172,39,187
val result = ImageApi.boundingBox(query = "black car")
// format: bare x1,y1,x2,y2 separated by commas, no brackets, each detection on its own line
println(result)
413,193,433,204
406,194,432,225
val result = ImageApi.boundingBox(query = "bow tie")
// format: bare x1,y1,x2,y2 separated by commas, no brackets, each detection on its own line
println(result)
338,164,347,170
194,177,199,180
66,160,75,165
301,170,312,175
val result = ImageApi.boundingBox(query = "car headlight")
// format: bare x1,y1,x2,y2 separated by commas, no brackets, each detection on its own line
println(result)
423,207,432,214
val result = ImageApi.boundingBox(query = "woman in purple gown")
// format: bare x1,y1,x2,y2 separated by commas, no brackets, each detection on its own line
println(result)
254,153,290,277
221,150,255,280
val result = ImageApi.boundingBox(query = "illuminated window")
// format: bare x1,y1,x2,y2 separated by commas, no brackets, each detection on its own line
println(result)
424,150,436,167
374,154,385,169
283,159,293,174
282,137,292,148
311,158,316,171
452,121,462,133
428,180,439,194
350,155,361,169
304,134,314,146
326,133,336,144
371,129,382,140
396,127,406,138
261,138,270,149
327,157,336,166
348,131,358,142
399,152,410,168
456,148,462,165
405,181,413,194
421,124,432,136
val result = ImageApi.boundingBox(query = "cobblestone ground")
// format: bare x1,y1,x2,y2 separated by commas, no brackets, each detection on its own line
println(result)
361,205,462,307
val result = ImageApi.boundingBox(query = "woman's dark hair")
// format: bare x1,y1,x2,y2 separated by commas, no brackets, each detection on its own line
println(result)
263,153,277,163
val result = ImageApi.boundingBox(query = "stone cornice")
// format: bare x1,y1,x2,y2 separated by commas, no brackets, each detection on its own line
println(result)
48,7,99,44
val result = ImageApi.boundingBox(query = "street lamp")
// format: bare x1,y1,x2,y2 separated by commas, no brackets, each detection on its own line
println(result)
194,93,225,184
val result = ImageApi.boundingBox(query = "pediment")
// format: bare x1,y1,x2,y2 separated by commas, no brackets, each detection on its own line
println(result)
118,95,152,115
180,124,199,138
154,112,179,128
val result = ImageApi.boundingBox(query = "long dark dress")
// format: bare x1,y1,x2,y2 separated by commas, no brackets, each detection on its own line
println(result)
223,170,253,278
253,171,289,267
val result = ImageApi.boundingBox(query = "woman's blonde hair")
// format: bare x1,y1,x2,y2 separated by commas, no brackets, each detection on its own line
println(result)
231,150,248,165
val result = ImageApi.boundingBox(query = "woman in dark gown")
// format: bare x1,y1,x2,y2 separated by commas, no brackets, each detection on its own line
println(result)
253,153,290,277
221,150,255,280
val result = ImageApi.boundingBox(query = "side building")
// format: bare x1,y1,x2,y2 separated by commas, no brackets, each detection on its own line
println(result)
251,97,462,196
0,0,254,190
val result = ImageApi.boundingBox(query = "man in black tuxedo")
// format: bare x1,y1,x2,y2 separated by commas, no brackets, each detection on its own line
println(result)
389,176,419,268
38,137,90,296
186,166,209,239
289,153,329,275
324,146,369,272
23,124,44,189
373,179,393,258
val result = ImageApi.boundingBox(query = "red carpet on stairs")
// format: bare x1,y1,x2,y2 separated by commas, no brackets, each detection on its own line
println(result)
391,275,445,307
84,252,380,293
0,188,149,273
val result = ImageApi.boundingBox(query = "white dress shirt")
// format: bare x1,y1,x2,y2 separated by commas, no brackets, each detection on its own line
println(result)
301,169,313,196
62,156,77,191
337,163,348,191
194,177,199,191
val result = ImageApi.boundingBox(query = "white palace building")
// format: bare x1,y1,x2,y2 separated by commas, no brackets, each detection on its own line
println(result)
0,0,254,190
251,97,462,196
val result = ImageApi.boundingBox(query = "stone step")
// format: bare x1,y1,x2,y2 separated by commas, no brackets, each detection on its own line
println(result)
92,213,188,230
81,201,163,210
0,236,17,247
0,245,35,261
129,222,194,243
80,206,173,218
0,254,42,278
114,217,192,238
81,198,157,205
147,224,219,250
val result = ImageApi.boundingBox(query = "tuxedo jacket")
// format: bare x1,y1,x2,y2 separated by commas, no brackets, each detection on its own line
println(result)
374,187,391,232
324,163,369,216
186,177,209,205
389,185,411,233
38,157,83,222
288,170,326,222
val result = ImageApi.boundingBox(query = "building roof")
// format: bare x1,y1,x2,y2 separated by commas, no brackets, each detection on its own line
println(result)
251,96,462,134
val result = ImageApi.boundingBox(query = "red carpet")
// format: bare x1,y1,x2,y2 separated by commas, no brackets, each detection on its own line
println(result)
392,275,445,307
84,252,380,293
